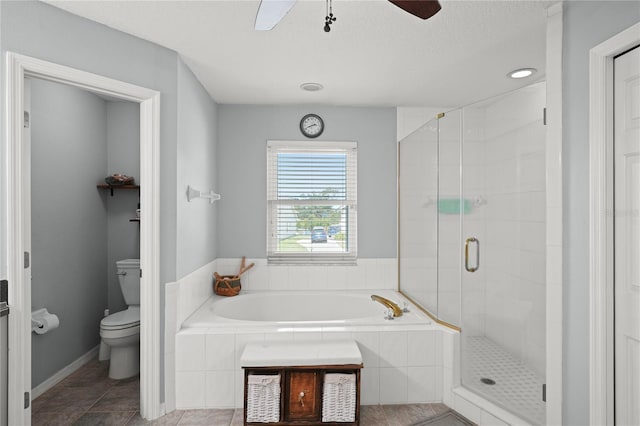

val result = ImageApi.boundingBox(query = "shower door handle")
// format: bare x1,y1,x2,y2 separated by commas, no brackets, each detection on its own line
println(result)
465,237,480,272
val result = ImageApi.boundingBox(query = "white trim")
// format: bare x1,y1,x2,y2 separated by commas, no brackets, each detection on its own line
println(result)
4,52,163,423
31,346,100,400
5,50,28,426
545,3,563,425
139,85,163,421
589,22,640,426
267,140,357,150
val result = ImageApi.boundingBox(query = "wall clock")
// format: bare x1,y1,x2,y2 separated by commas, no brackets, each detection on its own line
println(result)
300,114,324,138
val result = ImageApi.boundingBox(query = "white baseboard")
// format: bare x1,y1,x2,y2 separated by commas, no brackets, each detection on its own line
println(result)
31,345,99,399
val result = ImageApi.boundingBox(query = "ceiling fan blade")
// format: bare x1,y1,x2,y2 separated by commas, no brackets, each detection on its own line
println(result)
255,0,297,31
388,0,442,20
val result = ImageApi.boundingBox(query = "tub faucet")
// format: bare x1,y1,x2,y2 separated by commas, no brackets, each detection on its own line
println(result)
371,295,403,318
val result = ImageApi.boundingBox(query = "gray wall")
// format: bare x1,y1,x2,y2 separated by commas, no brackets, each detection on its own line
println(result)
106,101,140,313
176,59,218,278
0,0,221,400
217,105,397,258
0,0,178,286
30,78,108,387
562,2,640,425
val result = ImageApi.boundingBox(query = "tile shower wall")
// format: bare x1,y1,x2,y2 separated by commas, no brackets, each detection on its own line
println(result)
174,326,456,409
437,110,465,327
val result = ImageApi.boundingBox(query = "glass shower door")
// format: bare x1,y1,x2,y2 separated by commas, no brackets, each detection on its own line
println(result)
398,120,439,315
460,82,547,425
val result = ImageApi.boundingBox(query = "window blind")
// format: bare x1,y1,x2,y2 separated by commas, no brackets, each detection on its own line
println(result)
267,140,357,264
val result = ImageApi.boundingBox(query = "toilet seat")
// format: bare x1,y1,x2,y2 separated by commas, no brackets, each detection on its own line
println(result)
100,306,140,331
100,324,140,340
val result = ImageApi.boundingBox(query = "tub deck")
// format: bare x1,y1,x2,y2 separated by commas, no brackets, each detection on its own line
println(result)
181,290,433,330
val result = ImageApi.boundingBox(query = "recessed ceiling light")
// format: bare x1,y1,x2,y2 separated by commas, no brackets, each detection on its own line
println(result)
508,68,537,79
300,82,324,92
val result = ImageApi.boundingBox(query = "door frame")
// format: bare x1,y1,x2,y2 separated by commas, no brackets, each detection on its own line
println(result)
4,52,162,423
588,22,640,426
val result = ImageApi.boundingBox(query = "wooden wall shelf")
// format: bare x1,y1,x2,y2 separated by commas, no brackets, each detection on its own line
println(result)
97,183,140,196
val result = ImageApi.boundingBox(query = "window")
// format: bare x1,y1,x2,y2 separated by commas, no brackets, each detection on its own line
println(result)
267,140,357,264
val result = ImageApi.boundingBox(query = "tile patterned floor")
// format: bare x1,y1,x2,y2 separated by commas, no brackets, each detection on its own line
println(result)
463,336,545,425
33,358,474,426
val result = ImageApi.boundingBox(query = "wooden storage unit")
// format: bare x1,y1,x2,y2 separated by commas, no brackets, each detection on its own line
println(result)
241,341,363,426
287,370,321,421
243,365,361,426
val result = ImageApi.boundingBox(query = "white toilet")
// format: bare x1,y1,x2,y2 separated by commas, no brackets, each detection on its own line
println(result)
100,258,140,379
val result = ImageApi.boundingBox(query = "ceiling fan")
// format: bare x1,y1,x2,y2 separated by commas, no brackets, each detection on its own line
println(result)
254,0,442,31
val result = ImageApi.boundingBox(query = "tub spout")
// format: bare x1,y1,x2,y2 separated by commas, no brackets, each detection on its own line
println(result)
371,295,403,317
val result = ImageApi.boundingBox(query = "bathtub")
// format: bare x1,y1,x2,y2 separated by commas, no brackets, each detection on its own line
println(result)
182,290,431,327
174,290,457,410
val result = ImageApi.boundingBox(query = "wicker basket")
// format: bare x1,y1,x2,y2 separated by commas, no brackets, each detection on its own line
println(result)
213,274,241,297
246,374,281,423
322,373,356,422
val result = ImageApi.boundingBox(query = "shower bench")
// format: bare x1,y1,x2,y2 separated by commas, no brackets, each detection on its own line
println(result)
240,340,363,425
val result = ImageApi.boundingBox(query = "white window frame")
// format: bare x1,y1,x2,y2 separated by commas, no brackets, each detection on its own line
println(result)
266,140,357,264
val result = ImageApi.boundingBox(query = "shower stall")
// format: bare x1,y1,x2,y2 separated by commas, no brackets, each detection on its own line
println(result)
398,82,546,425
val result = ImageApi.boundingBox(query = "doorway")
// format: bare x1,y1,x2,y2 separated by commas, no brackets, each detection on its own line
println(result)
5,53,162,424
588,23,640,426
613,45,639,426
27,76,141,402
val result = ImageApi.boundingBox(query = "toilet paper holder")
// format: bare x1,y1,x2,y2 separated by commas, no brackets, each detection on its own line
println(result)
31,308,59,334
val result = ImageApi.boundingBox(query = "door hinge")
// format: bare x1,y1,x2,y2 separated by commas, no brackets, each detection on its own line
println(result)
543,107,547,125
139,269,142,278
0,280,7,303
24,252,30,269
24,391,30,409
24,111,30,129
542,383,546,402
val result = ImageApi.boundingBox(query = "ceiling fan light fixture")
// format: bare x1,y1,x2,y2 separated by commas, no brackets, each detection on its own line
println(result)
388,0,441,20
508,68,537,79
300,82,324,92
324,0,336,32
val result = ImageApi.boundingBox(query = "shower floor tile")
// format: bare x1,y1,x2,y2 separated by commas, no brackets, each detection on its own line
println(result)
463,336,545,425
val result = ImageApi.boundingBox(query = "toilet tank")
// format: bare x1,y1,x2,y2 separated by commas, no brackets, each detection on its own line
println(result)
116,259,140,305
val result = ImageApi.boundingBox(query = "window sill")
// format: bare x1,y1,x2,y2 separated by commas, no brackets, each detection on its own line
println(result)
267,256,357,266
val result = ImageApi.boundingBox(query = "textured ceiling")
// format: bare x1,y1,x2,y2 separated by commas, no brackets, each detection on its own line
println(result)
46,0,549,108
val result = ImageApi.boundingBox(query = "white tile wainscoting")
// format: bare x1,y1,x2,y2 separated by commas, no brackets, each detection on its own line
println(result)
174,326,458,409
215,258,399,293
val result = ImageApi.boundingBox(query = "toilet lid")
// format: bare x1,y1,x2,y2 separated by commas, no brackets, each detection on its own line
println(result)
101,307,140,330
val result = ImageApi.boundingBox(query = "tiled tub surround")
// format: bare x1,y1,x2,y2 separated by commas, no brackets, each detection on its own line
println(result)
172,290,457,409
165,258,402,411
